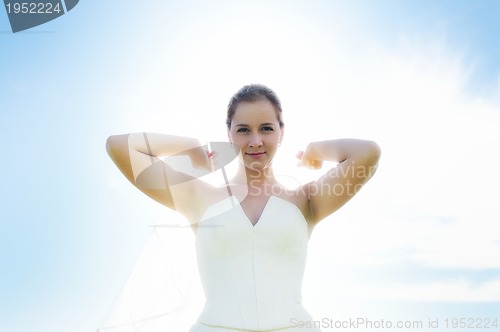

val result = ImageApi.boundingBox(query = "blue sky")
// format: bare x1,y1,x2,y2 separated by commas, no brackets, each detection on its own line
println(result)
1,1,500,331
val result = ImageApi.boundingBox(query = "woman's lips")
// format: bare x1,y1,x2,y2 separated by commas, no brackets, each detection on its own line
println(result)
246,152,265,158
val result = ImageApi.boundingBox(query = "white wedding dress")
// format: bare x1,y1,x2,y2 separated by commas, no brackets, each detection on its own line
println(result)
190,195,319,331
98,195,320,332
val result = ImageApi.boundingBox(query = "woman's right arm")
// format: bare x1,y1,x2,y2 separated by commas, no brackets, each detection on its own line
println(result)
106,133,212,216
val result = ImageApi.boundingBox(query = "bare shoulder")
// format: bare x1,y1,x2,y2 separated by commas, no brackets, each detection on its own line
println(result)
185,183,234,227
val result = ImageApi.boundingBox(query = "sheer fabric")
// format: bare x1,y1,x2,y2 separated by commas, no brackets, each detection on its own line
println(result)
97,224,203,332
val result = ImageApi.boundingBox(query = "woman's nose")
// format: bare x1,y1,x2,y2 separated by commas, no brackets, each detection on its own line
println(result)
248,134,263,147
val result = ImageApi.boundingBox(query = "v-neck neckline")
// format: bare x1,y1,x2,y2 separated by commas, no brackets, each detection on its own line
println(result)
236,195,275,227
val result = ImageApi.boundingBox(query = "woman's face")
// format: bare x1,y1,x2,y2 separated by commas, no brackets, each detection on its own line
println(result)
228,99,283,172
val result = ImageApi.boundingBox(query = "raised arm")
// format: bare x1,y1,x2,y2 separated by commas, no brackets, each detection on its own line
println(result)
106,133,213,218
298,139,381,224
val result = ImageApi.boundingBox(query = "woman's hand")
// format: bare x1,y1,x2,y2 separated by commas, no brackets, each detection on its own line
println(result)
189,146,215,172
296,149,323,170
189,141,240,173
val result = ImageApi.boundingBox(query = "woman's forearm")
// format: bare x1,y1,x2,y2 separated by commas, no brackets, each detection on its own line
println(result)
106,133,211,186
129,133,201,157
306,139,381,164
107,133,202,158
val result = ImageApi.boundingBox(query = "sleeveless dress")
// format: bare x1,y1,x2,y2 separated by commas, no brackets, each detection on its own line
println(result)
97,195,320,332
190,195,320,332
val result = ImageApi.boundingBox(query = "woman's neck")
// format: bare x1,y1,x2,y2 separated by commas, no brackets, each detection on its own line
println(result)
233,164,278,195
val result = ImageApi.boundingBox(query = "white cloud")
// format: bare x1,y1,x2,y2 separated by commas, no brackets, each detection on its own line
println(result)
362,278,500,302
301,32,500,305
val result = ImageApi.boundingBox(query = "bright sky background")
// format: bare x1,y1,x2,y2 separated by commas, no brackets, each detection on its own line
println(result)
1,1,500,331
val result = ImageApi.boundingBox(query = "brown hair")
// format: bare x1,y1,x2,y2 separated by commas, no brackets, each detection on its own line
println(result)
226,84,284,128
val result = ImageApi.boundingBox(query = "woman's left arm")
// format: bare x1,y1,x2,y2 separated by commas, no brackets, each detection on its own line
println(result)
298,139,381,223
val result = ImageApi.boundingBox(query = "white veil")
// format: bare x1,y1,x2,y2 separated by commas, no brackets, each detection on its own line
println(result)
98,141,239,332
97,223,203,332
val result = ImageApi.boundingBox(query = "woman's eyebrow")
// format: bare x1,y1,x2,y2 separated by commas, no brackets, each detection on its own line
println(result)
235,122,275,127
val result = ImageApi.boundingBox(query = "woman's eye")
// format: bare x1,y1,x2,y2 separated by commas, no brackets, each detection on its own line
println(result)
261,126,274,131
237,128,249,133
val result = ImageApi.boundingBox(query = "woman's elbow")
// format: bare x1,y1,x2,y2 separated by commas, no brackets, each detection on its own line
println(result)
106,135,127,158
362,140,381,167
369,141,381,160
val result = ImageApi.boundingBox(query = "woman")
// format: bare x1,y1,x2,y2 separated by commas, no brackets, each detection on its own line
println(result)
105,84,381,331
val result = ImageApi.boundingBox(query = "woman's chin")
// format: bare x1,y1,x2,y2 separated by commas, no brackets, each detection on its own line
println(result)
244,161,272,172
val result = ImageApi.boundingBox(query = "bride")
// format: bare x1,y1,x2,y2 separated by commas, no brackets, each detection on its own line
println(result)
104,84,381,331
